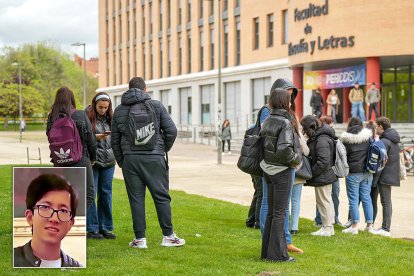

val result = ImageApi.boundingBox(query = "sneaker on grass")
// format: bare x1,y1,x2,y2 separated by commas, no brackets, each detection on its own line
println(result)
311,227,333,237
373,228,391,237
343,220,352,228
161,233,185,247
365,225,375,234
342,226,358,235
129,238,147,249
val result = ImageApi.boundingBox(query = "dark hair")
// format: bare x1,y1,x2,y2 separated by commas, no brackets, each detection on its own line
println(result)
129,77,146,90
365,120,377,138
300,115,321,138
269,88,299,134
347,117,363,131
376,116,391,130
320,115,333,126
26,174,78,219
222,119,230,129
87,92,113,132
49,86,76,122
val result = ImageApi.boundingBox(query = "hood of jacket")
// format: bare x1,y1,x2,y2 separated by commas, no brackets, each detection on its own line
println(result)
270,109,292,120
121,88,151,106
381,128,400,144
340,127,372,144
311,124,337,142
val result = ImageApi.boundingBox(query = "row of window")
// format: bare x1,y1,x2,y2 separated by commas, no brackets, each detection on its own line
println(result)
113,76,271,126
253,10,288,50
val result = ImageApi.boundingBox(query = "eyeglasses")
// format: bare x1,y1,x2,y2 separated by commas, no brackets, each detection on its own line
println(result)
33,205,72,222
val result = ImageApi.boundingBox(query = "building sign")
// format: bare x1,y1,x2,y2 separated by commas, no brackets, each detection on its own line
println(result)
304,64,366,90
288,0,356,56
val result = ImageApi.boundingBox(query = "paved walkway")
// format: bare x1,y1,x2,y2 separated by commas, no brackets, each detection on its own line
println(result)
1,131,413,239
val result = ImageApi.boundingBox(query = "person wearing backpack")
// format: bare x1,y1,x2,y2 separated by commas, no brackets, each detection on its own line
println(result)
339,117,374,235
46,86,96,209
258,78,303,255
260,88,301,262
111,77,184,248
300,115,337,237
86,92,117,240
371,117,401,237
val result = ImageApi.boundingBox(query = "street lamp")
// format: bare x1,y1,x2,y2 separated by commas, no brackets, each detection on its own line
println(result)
206,0,223,165
11,62,23,143
71,42,87,108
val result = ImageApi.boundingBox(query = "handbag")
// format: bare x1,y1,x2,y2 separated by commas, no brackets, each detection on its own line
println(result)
295,155,312,180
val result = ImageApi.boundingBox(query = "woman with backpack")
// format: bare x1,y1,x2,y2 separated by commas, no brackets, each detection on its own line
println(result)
300,115,337,237
46,86,96,209
340,117,374,235
86,92,117,240
259,88,301,262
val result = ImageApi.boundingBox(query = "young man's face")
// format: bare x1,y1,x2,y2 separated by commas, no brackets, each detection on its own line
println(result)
25,190,74,246
376,124,384,136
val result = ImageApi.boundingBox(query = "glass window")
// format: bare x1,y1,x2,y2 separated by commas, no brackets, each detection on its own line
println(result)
150,2,153,34
178,0,182,25
150,42,153,79
235,16,240,65
201,84,215,124
142,5,145,36
253,17,259,50
224,21,228,67
223,0,228,12
396,66,409,82
159,0,163,31
267,14,274,47
199,30,204,71
159,41,163,77
187,0,191,23
199,0,203,19
167,0,171,28
187,33,191,73
282,10,288,44
210,25,214,69
168,37,171,76
382,68,395,84
209,0,214,16
178,34,182,74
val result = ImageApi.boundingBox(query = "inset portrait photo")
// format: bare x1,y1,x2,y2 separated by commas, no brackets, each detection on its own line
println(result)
13,167,86,268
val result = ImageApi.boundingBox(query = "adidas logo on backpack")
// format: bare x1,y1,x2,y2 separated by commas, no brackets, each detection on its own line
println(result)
366,138,388,173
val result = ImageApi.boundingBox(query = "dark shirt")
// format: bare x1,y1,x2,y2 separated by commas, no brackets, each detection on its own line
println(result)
14,240,82,268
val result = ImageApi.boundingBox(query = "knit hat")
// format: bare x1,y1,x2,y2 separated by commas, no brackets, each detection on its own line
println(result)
270,78,298,100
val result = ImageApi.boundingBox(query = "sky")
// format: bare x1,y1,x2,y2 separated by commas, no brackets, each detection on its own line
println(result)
0,0,99,59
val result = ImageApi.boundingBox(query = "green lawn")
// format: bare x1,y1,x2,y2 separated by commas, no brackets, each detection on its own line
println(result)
1,164,413,275
0,123,46,131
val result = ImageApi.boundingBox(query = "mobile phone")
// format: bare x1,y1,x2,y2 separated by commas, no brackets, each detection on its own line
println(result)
103,131,111,135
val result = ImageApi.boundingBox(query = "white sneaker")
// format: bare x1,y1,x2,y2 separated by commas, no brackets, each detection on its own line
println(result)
373,228,391,237
365,226,375,234
129,238,147,248
311,227,333,237
343,220,352,228
342,227,358,235
228,151,232,155
161,233,185,247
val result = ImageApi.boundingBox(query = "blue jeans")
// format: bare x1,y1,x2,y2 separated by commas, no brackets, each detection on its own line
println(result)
351,102,366,122
346,172,373,224
87,166,115,232
290,184,303,231
260,170,294,245
315,179,340,224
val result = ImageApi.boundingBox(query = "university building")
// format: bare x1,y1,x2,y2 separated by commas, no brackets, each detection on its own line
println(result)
97,0,414,131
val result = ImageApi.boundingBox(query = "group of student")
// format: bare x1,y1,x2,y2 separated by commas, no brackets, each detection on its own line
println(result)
246,78,400,262
15,77,185,267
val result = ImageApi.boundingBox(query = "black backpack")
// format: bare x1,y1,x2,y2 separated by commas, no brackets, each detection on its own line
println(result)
237,106,269,176
128,100,159,151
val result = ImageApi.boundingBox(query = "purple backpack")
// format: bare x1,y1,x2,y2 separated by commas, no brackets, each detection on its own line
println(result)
48,112,83,165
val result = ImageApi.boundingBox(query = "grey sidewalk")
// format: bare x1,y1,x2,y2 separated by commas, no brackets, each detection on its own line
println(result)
1,131,413,239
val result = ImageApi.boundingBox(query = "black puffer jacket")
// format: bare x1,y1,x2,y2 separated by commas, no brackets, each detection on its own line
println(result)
260,109,301,167
111,88,177,167
306,125,338,186
46,109,96,162
94,115,116,168
340,126,372,173
373,128,401,187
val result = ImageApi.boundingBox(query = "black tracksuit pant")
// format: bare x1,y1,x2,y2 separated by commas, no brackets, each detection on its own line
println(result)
122,154,173,239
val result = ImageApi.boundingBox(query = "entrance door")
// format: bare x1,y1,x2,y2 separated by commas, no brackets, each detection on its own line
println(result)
336,89,344,124
396,83,410,122
381,84,395,121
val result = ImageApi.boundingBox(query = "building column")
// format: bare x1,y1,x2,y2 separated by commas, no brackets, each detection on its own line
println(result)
366,57,381,121
321,89,329,116
293,67,303,118
343,87,351,122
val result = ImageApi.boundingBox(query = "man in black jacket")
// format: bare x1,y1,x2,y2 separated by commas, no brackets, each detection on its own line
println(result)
111,77,184,248
372,116,401,237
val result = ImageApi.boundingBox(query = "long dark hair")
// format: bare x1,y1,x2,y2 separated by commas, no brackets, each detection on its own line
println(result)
269,88,299,134
87,92,113,132
222,119,230,130
49,86,76,122
347,117,362,132
300,115,321,139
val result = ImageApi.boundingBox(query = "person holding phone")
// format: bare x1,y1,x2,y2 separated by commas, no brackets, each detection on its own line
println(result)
86,92,116,239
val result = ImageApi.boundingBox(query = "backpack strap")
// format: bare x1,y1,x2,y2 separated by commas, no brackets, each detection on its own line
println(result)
255,105,269,128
